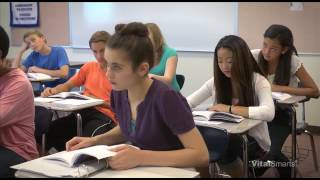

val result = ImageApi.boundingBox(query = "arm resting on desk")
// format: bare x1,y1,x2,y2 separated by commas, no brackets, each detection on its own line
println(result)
41,80,76,97
66,125,126,151
272,65,320,98
109,127,209,170
28,65,69,78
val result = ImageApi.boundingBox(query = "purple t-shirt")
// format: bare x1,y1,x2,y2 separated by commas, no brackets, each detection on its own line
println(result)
111,79,195,151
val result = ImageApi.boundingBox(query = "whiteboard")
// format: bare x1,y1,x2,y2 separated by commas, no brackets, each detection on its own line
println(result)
69,2,238,52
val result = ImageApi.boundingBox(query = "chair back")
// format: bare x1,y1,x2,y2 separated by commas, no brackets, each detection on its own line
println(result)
34,106,53,144
176,74,185,89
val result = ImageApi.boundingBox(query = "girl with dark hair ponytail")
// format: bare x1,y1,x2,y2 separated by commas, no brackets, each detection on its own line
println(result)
251,24,319,177
65,22,209,171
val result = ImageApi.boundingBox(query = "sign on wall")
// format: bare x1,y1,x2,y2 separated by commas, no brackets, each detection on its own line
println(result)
10,2,39,27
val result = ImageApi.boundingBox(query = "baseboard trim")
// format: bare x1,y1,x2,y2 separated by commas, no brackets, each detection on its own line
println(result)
306,126,320,135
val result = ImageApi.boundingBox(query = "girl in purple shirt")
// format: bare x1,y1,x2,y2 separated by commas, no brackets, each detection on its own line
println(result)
66,22,209,171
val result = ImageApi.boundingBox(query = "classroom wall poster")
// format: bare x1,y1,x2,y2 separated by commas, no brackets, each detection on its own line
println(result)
10,2,39,27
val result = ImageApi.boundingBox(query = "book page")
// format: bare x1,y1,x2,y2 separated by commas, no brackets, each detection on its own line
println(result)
44,145,117,167
192,111,216,120
49,92,91,100
27,73,52,80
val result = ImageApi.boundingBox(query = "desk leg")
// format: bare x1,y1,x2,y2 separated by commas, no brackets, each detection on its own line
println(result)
76,113,82,137
242,134,248,178
291,105,297,178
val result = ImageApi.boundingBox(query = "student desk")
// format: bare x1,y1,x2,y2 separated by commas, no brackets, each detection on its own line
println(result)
34,97,104,136
14,165,199,178
194,117,263,178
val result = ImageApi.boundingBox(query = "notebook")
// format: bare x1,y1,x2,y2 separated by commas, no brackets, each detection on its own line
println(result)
272,92,306,104
192,110,244,123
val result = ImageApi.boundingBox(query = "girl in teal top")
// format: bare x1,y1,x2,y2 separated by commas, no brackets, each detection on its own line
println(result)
146,23,180,91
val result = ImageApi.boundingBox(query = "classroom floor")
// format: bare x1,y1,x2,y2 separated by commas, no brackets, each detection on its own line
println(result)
261,133,320,178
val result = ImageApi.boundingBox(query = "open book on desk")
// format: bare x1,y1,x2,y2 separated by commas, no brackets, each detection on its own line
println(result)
48,92,91,100
11,144,134,177
34,96,104,111
27,73,58,81
192,110,244,123
272,92,306,104
44,145,117,168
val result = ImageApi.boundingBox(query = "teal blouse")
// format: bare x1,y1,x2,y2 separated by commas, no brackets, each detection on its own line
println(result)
149,45,180,91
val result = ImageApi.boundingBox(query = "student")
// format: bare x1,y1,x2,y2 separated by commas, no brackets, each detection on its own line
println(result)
187,35,275,177
0,26,39,177
251,24,320,177
41,31,116,151
12,30,70,90
65,22,209,170
145,23,180,91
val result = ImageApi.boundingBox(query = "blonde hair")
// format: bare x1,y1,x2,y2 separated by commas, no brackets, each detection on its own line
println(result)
145,23,165,64
23,30,47,43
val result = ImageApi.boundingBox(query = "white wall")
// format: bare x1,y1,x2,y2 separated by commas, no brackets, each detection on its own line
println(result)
1,2,320,126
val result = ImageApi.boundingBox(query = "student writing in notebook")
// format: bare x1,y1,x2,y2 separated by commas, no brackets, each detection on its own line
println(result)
65,22,209,170
251,24,320,177
40,31,116,152
0,26,39,177
12,30,70,93
187,35,275,177
146,23,181,91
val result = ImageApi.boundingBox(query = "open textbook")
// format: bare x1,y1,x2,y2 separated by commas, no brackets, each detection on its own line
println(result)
272,92,306,104
44,145,117,167
27,73,56,81
11,144,138,177
48,92,91,100
192,110,244,123
34,95,104,111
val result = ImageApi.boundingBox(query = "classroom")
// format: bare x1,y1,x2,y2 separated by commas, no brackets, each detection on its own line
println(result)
0,2,319,178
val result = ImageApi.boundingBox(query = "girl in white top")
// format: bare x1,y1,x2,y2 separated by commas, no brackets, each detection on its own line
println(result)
187,35,275,177
252,24,319,177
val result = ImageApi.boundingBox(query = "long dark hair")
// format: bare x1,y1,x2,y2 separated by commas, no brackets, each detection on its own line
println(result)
258,24,298,86
0,25,9,59
214,35,264,106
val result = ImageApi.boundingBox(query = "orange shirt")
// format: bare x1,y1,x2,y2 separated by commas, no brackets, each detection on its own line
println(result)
70,61,116,123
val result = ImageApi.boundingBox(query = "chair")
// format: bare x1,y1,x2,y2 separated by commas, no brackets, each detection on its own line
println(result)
34,106,53,156
176,74,185,90
295,98,319,171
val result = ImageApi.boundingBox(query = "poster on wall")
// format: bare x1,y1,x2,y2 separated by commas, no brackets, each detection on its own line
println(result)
10,2,39,27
